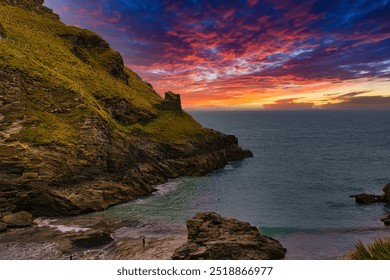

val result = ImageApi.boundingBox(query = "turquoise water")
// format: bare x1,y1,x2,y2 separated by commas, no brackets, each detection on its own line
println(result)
93,110,390,259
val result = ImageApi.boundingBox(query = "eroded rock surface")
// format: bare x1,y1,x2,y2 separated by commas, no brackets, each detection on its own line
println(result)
172,212,286,260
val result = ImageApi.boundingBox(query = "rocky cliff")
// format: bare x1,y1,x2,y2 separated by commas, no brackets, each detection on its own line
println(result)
0,0,252,217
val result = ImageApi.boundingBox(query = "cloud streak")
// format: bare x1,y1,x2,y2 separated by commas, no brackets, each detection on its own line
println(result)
44,0,390,109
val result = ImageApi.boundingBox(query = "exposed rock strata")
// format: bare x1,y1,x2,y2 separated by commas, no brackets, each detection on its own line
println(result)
0,1,253,217
172,212,286,260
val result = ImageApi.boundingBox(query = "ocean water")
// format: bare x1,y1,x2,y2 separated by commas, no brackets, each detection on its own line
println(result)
94,110,390,259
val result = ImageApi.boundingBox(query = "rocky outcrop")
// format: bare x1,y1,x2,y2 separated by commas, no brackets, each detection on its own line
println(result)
157,91,182,111
351,183,390,204
0,0,59,19
172,212,286,260
99,97,156,125
59,28,129,83
1,211,33,227
351,183,390,226
0,1,253,218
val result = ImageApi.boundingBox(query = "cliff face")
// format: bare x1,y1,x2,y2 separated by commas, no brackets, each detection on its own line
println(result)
0,1,252,216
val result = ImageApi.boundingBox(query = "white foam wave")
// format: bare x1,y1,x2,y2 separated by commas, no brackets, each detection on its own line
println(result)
35,218,90,233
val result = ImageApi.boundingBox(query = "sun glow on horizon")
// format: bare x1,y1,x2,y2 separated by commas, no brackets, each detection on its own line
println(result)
45,0,390,110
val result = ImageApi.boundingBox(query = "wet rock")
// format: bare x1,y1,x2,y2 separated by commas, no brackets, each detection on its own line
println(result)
54,217,115,248
351,183,390,204
69,228,113,248
350,193,385,204
0,222,7,232
172,212,286,260
1,211,33,227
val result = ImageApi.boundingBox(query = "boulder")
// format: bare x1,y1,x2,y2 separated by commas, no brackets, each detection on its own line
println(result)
1,211,33,227
172,212,286,260
0,222,7,232
64,218,114,248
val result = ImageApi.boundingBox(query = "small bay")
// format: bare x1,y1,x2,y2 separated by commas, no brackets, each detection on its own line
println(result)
92,110,390,259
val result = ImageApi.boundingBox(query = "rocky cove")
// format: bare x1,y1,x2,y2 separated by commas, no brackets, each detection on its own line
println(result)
0,210,287,260
0,0,252,217
0,0,280,260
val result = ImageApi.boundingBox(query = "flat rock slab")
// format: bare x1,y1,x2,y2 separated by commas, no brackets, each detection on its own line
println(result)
172,212,286,260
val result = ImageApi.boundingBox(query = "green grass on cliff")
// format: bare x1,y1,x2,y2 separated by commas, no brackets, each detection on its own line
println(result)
0,3,206,145
142,111,208,143
350,239,390,260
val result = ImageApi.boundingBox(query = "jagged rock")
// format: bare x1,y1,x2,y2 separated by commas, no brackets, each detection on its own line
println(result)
1,211,33,227
0,222,7,232
350,193,385,204
172,212,286,260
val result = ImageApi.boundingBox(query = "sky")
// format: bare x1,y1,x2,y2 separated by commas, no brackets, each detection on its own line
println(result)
44,0,390,110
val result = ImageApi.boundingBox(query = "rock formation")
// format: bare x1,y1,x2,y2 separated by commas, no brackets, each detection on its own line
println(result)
351,182,390,226
172,212,286,260
350,182,390,204
0,1,252,217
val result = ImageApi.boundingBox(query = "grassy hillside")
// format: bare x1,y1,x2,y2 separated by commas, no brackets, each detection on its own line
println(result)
0,2,206,146
0,1,251,217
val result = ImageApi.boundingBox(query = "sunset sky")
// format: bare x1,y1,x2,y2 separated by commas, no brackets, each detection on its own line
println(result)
44,0,390,110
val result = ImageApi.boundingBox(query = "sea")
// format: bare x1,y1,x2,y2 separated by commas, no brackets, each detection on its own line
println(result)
90,110,390,259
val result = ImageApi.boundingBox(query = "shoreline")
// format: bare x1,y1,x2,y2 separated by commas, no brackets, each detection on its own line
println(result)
0,215,188,260
1,210,390,260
